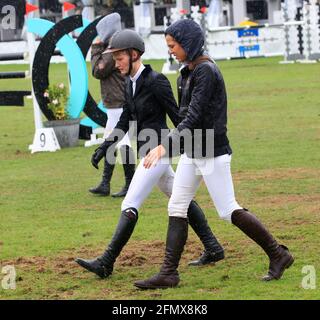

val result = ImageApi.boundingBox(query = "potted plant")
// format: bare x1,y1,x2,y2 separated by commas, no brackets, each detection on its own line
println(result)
43,83,80,148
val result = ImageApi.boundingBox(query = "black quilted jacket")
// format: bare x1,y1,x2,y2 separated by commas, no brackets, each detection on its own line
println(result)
164,20,232,158
175,60,232,158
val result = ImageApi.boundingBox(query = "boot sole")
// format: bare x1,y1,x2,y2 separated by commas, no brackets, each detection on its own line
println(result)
188,260,221,267
134,283,178,290
188,262,216,267
89,192,110,196
188,253,225,267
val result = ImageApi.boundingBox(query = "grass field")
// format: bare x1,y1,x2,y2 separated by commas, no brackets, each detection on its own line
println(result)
0,57,319,300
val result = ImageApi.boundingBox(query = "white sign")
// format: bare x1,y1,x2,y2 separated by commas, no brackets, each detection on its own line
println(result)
29,128,61,153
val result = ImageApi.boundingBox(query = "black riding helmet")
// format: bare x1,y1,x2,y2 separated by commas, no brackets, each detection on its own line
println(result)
105,29,145,75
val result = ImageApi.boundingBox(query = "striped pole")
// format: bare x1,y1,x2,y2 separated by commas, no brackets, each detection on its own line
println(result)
0,53,27,61
0,71,29,79
206,21,305,33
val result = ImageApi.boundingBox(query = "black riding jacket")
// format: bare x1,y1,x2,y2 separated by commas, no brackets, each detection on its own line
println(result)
175,60,232,158
101,64,180,157
164,19,232,158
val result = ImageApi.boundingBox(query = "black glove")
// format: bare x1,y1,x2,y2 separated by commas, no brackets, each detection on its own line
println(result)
91,147,106,169
91,139,117,169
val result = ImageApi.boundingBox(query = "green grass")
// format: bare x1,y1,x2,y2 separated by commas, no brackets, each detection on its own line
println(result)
0,57,319,300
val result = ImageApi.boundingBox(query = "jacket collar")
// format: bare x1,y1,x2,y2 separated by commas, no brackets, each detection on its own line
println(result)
188,55,213,70
180,65,191,77
130,63,145,84
132,64,153,98
180,55,214,77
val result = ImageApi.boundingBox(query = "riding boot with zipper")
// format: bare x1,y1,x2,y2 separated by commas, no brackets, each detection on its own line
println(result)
75,208,138,278
231,208,294,281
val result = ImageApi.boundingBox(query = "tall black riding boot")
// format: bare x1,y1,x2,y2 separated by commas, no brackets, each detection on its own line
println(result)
89,157,115,196
75,207,138,278
112,145,135,198
134,217,188,289
231,208,294,281
187,200,224,266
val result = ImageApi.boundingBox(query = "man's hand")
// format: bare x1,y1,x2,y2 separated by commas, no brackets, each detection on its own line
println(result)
94,37,102,44
143,145,166,169
91,148,106,169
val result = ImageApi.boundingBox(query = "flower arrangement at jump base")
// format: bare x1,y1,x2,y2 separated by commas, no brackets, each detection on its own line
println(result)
44,83,70,120
43,83,80,148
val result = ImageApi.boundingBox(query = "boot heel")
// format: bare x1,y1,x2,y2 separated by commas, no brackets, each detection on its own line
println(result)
270,254,294,280
286,256,294,269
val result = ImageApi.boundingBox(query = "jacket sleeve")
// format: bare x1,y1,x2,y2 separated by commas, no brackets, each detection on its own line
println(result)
150,73,181,127
177,64,214,131
91,43,116,79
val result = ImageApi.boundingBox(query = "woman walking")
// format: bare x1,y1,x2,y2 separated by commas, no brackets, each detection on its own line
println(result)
134,19,294,289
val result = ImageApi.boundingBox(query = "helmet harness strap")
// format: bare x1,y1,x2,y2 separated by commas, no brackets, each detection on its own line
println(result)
126,49,140,76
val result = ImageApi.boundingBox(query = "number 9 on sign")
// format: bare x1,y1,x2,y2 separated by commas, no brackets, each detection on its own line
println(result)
40,132,46,148
29,128,61,153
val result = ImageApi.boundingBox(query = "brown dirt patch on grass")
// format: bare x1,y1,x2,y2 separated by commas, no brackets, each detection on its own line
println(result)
234,167,319,181
1,237,247,278
255,194,320,208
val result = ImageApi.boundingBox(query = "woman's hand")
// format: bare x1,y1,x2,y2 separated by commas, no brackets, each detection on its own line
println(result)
143,145,166,169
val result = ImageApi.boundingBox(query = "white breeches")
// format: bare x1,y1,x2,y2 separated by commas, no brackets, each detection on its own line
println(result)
121,159,174,211
168,153,242,222
103,108,131,149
